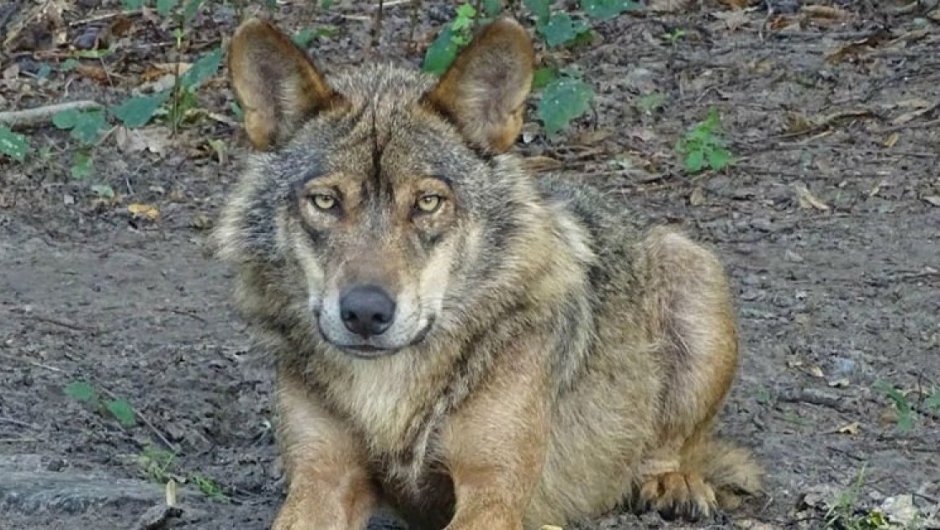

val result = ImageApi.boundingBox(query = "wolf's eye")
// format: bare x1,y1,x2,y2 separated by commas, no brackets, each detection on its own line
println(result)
310,194,337,211
415,195,442,214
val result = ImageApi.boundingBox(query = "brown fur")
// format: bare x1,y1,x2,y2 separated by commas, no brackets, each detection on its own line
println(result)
216,15,762,530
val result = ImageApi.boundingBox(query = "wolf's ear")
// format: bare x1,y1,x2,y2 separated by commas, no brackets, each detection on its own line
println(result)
229,18,343,150
423,18,534,153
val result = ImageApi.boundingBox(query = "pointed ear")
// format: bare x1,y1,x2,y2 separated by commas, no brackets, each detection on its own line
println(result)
228,18,345,150
423,17,535,153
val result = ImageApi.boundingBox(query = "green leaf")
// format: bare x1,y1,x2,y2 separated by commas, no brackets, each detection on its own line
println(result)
105,399,136,427
422,26,461,76
896,411,914,434
72,111,107,145
156,0,177,16
483,0,502,17
74,48,113,59
292,26,338,47
71,151,95,180
453,3,477,32
925,391,940,411
524,0,551,26
320,0,334,7
538,76,594,136
539,13,587,48
180,47,223,91
581,0,640,20
91,184,115,199
230,101,243,120
65,381,96,402
707,147,731,170
111,92,169,128
37,63,53,79
532,66,557,90
0,126,31,162
54,109,107,145
52,109,80,129
292,28,317,47
636,92,665,114
684,150,705,173
61,58,80,71
182,0,203,22
123,0,146,10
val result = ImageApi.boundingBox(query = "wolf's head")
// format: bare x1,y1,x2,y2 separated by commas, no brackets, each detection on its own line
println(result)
216,17,547,358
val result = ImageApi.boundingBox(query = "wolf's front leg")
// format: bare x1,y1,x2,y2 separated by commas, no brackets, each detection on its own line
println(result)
440,340,551,530
272,371,377,530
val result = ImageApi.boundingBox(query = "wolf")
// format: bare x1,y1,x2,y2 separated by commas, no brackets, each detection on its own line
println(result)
215,14,761,530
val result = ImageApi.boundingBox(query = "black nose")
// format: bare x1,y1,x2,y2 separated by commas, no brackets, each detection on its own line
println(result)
339,285,396,337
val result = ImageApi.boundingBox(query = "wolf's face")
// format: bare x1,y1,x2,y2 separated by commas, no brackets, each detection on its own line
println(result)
220,18,535,357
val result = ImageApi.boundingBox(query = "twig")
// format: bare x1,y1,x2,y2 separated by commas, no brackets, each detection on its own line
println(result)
0,351,64,373
0,100,103,128
874,116,940,134
99,387,180,454
157,307,209,324
0,417,39,430
23,312,102,333
408,0,421,53
371,0,384,53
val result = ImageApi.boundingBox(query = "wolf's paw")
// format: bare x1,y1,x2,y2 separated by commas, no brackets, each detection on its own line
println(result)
639,471,717,521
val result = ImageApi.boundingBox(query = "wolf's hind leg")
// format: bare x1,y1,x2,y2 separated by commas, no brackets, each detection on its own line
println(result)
635,228,760,520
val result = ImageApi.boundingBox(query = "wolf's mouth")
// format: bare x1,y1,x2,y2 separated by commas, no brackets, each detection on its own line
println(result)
322,317,435,359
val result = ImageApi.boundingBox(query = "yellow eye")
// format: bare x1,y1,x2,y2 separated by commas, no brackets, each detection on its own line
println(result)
310,194,337,211
416,195,442,213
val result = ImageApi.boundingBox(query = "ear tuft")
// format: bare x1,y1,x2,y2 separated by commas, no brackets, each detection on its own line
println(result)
228,18,344,150
423,18,535,153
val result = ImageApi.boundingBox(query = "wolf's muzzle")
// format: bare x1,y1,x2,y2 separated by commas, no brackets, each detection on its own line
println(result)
339,285,396,337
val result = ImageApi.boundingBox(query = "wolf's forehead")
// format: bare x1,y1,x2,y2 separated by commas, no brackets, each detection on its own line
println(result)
330,63,434,109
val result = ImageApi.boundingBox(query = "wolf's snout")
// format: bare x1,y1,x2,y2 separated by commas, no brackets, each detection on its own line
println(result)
339,285,396,337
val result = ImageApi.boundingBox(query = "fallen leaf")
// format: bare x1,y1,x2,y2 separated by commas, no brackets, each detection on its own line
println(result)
713,9,748,31
826,29,892,64
828,378,850,388
689,187,705,206
128,203,160,221
720,0,748,7
75,63,109,84
190,213,212,230
923,196,940,207
648,0,688,13
808,365,824,378
540,526,564,530
880,495,918,526
794,183,830,211
115,126,169,155
835,421,860,435
802,5,849,21
166,478,178,507
882,132,899,148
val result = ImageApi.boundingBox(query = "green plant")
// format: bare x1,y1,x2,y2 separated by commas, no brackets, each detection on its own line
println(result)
422,3,479,75
874,380,914,433
538,74,593,136
191,473,229,502
421,1,640,137
662,27,687,45
676,108,733,173
636,92,665,115
138,446,178,483
824,464,891,529
64,380,136,427
0,126,31,161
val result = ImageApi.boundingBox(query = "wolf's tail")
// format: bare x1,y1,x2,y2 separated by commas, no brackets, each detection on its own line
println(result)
682,437,762,508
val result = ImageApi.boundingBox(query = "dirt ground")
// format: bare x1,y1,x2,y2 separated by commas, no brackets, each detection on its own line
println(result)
2,1,939,529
